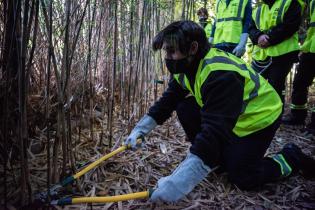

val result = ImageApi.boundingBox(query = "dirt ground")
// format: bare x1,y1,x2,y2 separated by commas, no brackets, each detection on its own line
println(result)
24,116,315,210
3,104,315,210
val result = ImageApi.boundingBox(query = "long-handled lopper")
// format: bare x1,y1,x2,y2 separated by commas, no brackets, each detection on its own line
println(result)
35,137,153,206
51,190,153,205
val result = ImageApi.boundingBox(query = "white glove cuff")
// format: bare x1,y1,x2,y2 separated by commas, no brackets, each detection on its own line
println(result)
152,153,211,202
133,114,157,136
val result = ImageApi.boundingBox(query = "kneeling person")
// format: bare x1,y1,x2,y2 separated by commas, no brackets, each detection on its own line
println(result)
125,20,315,203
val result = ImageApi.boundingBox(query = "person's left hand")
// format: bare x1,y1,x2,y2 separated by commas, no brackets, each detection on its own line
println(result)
150,153,211,203
232,33,249,57
232,44,246,57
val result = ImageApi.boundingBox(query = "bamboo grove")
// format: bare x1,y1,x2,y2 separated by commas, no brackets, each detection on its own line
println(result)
0,0,211,207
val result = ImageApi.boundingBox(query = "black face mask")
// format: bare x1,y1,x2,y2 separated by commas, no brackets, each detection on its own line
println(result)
199,17,207,27
199,17,207,23
165,57,191,74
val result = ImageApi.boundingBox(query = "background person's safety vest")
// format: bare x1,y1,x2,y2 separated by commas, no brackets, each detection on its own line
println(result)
252,0,303,61
173,48,282,137
301,0,315,53
213,0,248,45
204,22,213,39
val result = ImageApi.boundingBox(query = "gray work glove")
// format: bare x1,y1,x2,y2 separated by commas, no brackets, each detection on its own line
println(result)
150,153,211,203
232,33,249,57
124,114,157,150
208,37,214,44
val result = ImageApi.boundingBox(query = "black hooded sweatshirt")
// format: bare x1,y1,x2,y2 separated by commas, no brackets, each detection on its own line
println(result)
147,48,245,168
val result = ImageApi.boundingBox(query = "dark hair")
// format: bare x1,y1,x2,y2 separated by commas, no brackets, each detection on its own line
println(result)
197,8,209,17
152,20,210,59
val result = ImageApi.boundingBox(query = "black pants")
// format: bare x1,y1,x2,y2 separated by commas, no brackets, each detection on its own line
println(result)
176,97,283,190
255,51,298,103
292,53,315,105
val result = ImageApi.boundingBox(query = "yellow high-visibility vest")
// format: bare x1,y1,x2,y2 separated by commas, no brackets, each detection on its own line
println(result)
204,22,212,39
174,48,282,137
252,0,304,61
213,0,249,44
301,0,315,53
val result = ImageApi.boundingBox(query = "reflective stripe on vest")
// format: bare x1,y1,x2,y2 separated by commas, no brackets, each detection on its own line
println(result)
216,17,242,22
216,0,245,19
201,56,260,114
213,0,247,44
272,154,292,177
301,0,315,53
252,0,301,60
174,48,282,137
290,103,307,109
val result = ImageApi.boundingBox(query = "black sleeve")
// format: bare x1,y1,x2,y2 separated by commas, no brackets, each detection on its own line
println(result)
190,71,244,167
210,21,216,38
248,18,264,45
266,0,301,46
147,76,189,125
242,0,252,33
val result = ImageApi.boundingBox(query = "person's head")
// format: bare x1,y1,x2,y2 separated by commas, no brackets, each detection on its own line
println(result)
152,20,210,74
197,8,209,24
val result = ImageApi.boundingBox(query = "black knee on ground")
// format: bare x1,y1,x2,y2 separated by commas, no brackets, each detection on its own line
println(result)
227,166,263,191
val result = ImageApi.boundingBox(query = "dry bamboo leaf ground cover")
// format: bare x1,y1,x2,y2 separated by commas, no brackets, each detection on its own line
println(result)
3,114,315,210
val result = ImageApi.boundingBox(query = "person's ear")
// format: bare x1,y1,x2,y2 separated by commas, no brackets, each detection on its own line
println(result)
190,41,199,55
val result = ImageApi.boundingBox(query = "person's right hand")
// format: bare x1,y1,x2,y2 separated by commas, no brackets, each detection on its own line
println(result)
258,34,270,48
124,115,157,150
125,130,144,150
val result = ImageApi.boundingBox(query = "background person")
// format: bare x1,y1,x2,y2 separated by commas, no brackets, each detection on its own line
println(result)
209,0,252,57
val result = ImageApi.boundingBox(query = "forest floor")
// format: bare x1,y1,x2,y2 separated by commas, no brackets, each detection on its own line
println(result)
3,104,315,210
24,115,315,209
